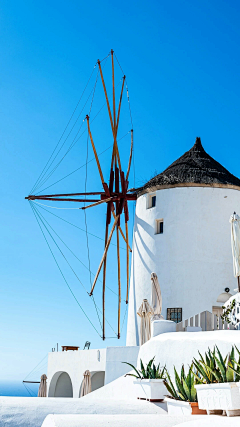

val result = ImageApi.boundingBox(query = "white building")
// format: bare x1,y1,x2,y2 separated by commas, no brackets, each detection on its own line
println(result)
45,137,240,397
126,137,240,346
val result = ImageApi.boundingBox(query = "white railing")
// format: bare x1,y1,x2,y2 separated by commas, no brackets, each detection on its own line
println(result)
176,311,236,332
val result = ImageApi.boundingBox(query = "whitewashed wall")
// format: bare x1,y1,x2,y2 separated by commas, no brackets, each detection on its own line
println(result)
47,346,139,398
47,349,106,398
127,186,240,346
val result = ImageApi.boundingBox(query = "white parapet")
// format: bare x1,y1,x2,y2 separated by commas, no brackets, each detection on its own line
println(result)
151,319,176,337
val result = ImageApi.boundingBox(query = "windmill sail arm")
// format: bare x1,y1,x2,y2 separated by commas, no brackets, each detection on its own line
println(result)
89,215,119,296
126,129,133,181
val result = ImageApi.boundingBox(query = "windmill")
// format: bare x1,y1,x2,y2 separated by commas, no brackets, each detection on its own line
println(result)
26,50,137,340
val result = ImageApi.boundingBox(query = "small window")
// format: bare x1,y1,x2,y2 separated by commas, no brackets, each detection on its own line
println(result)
148,194,156,208
151,196,156,207
156,219,163,234
167,308,182,323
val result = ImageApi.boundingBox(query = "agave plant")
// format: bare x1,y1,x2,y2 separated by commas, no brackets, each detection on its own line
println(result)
123,357,166,379
192,345,240,384
164,364,198,402
228,345,240,381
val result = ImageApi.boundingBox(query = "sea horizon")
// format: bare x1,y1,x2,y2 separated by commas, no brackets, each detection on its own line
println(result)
0,381,39,397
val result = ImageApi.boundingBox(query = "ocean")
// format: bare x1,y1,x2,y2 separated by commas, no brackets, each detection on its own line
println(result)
0,381,39,397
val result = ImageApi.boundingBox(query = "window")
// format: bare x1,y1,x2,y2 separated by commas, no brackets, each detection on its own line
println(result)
156,219,163,234
148,194,156,208
151,195,156,207
167,308,182,323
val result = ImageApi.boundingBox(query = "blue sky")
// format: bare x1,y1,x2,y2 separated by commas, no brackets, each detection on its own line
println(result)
1,0,240,381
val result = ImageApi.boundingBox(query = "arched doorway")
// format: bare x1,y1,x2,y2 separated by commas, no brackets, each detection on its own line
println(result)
48,371,73,397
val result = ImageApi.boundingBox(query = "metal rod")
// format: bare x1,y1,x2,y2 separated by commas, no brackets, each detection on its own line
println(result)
22,381,40,383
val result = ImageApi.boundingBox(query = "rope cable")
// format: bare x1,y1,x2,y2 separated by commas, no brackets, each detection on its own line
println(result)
31,202,126,251
24,354,48,381
34,130,130,196
31,203,117,336
30,202,102,337
84,69,103,330
32,55,110,194
30,65,97,194
33,76,124,195
31,203,127,301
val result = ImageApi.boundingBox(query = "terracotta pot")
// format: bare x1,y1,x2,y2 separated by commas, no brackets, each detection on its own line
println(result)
190,402,207,415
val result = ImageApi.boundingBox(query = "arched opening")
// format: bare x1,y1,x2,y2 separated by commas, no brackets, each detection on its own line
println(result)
91,371,105,392
48,371,73,398
79,370,105,397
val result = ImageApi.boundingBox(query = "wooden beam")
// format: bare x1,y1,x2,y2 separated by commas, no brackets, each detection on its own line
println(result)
26,192,104,200
125,221,129,304
116,76,126,133
86,115,105,185
116,225,121,339
126,129,133,181
112,211,132,252
89,215,119,296
111,50,116,130
97,60,114,132
28,197,101,203
81,197,112,210
102,224,109,341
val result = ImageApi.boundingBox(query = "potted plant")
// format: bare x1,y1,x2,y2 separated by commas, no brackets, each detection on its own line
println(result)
194,346,240,417
164,365,206,415
123,357,166,401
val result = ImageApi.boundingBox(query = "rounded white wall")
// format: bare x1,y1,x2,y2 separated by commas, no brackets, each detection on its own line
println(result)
126,186,240,346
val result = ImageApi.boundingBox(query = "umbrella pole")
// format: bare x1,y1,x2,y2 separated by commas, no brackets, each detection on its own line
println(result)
238,276,240,293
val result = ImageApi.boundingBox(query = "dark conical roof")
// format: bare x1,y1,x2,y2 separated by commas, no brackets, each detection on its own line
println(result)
141,137,240,193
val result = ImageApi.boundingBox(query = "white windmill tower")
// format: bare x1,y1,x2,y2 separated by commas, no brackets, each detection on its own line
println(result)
127,137,240,346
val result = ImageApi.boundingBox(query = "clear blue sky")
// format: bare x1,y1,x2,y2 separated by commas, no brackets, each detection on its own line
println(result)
1,0,240,381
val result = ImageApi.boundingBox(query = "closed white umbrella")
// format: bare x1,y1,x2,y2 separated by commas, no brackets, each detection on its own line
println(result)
80,370,91,397
137,299,154,345
151,272,164,320
38,374,47,397
229,212,240,292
